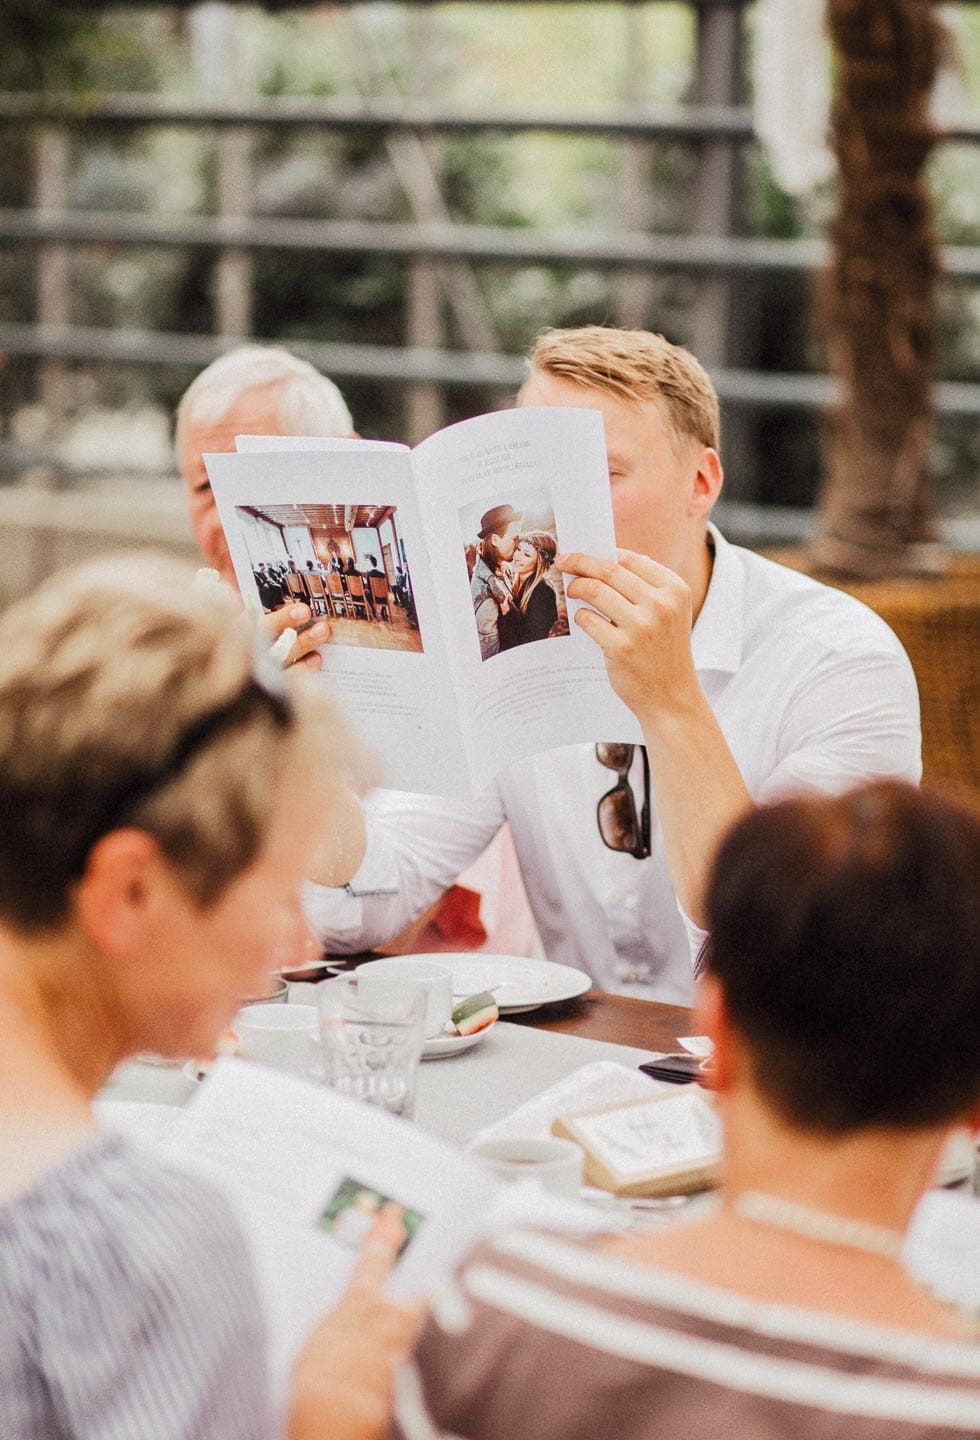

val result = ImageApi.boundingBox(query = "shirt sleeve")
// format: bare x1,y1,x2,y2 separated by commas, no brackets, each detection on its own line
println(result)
31,1154,277,1440
303,784,508,953
757,643,922,799
474,592,501,659
677,641,922,970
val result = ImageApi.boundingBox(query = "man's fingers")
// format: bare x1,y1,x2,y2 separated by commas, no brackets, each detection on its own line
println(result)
556,551,654,606
262,603,311,640
287,620,330,662
614,548,683,586
288,647,324,672
347,1205,407,1294
565,577,636,629
558,549,682,593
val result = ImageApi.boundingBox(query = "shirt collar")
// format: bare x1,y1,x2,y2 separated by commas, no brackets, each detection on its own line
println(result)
690,522,745,674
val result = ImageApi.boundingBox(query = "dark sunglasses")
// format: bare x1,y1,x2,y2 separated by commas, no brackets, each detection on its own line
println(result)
595,743,651,859
65,666,294,878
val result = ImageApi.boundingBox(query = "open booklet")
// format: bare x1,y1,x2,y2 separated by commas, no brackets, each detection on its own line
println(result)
159,1059,603,1412
205,407,642,798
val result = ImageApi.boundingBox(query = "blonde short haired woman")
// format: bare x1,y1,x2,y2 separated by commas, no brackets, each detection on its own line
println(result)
0,555,418,1440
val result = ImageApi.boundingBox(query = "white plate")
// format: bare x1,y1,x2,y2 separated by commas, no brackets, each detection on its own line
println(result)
423,1018,497,1060
393,954,591,1015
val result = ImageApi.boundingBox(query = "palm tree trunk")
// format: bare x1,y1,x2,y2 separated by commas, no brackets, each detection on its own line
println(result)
810,0,944,579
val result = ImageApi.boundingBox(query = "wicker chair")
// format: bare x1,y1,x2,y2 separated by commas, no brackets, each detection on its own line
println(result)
767,551,980,792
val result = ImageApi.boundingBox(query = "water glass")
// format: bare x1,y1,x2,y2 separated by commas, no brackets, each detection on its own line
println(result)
317,976,426,1118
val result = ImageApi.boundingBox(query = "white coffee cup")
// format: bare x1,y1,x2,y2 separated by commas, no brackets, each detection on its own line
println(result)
235,1002,319,1076
466,1136,585,1198
357,959,452,1040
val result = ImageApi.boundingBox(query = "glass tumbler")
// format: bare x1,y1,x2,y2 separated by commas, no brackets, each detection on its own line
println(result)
317,975,426,1118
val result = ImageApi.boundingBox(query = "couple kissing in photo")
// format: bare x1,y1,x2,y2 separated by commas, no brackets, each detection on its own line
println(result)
471,504,564,661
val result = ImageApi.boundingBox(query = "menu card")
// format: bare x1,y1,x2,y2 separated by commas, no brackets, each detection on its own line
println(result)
554,1089,721,1197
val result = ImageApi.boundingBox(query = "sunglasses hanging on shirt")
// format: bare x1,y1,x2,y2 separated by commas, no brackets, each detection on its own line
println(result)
595,743,651,859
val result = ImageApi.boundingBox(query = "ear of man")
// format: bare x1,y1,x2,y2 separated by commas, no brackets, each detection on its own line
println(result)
74,830,172,959
688,446,723,521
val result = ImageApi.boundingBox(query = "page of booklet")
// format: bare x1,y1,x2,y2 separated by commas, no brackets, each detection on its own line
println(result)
206,407,642,798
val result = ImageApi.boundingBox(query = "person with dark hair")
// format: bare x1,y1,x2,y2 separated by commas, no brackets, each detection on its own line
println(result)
470,505,522,660
498,531,560,650
392,781,980,1440
253,562,284,612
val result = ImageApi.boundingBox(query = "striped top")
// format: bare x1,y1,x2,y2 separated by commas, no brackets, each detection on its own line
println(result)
392,1228,980,1440
0,1132,276,1440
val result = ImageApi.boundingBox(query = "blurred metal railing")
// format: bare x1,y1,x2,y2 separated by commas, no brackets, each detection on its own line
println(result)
1,0,979,515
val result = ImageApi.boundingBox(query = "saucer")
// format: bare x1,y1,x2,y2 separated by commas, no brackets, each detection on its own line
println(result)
422,1018,497,1060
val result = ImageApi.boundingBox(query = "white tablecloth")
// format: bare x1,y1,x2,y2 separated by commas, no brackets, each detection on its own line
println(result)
99,1019,661,1148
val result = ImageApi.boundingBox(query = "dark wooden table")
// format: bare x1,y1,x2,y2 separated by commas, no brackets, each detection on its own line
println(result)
505,989,694,1053
321,955,694,1055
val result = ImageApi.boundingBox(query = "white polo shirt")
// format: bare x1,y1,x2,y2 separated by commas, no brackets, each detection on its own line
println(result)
304,527,921,1005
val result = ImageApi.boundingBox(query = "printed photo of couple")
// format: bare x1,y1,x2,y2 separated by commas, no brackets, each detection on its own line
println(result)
317,1177,424,1258
461,488,569,663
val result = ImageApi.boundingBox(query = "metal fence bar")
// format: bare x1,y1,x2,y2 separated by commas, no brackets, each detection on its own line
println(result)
2,94,977,143
2,320,978,416
41,0,780,12
4,209,980,278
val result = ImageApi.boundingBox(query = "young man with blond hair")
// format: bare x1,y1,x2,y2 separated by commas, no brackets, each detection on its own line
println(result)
304,326,920,1003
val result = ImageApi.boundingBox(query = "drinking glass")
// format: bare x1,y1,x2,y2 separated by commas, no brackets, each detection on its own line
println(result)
317,976,426,1118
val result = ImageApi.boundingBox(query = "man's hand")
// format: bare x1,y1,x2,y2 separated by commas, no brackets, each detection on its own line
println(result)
261,603,331,671
290,1205,427,1440
556,547,752,929
556,548,700,725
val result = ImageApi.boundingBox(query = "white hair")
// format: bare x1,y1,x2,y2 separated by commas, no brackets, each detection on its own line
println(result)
175,345,353,452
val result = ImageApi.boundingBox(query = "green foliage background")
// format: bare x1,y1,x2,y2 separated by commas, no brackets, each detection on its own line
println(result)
0,3,977,513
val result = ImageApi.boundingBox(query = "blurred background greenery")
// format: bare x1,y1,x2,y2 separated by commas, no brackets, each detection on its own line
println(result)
0,2,977,533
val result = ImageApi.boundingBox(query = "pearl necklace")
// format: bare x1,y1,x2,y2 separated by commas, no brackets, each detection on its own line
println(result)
731,1190,905,1261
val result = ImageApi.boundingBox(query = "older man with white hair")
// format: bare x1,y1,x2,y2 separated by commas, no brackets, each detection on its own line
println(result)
175,345,355,669
175,343,539,957
176,346,355,581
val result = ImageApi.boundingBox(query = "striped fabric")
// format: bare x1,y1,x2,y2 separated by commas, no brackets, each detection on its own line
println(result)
392,1228,980,1440
0,1132,277,1440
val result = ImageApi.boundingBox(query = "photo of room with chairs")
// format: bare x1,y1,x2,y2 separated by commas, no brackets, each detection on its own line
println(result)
235,500,423,653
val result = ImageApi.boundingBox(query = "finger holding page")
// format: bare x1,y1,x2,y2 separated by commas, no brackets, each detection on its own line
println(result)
290,1206,427,1440
556,548,697,723
262,603,331,671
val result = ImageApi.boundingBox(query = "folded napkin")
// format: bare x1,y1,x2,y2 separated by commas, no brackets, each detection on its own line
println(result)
472,1061,663,1145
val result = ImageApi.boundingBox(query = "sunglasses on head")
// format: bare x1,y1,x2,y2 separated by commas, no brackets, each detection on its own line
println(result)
595,743,651,860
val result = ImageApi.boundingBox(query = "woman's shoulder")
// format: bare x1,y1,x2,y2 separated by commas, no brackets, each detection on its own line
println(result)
395,1227,980,1440
0,1133,273,1440
1,1131,249,1303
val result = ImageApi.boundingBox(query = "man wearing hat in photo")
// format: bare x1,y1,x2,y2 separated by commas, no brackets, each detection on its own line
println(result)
471,503,522,660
